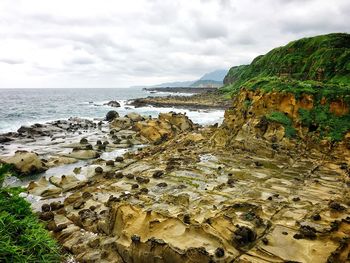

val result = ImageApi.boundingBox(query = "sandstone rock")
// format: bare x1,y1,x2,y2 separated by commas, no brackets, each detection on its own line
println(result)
110,117,132,129
66,150,100,160
126,112,144,122
1,150,46,175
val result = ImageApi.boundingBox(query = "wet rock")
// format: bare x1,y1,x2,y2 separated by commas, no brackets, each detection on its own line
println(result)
215,247,225,258
96,140,102,146
106,160,114,166
115,172,124,179
115,157,124,162
329,201,346,211
104,101,121,108
0,136,12,143
39,211,54,221
0,150,46,175
312,214,321,221
105,110,119,122
232,225,257,246
131,235,141,243
293,225,317,240
139,188,149,194
157,182,167,188
73,200,85,210
152,170,164,178
50,202,64,211
227,178,236,186
131,184,139,189
95,166,104,174
262,237,269,245
82,191,93,199
292,197,301,202
80,138,88,144
103,171,115,179
136,176,150,184
53,223,68,233
125,174,134,180
41,203,51,212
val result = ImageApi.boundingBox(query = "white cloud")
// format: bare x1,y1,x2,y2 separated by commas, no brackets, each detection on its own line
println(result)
0,0,348,88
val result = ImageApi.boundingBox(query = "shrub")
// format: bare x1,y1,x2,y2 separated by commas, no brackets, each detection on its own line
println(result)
266,111,296,138
0,164,61,263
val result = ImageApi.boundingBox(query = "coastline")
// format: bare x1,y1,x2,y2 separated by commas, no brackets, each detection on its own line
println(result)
130,89,231,110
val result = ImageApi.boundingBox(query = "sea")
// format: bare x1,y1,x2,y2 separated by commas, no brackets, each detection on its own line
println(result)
0,87,224,134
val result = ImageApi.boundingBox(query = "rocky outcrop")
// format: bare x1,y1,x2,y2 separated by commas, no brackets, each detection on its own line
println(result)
105,111,119,122
0,150,46,175
104,101,121,107
130,91,231,110
133,112,195,143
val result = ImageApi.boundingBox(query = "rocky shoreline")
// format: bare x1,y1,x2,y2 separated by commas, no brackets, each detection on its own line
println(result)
0,100,349,262
130,90,231,110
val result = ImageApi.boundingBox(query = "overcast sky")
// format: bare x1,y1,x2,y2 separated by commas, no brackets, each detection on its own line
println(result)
0,0,349,88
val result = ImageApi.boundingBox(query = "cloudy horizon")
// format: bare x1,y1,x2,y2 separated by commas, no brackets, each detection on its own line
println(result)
0,0,349,89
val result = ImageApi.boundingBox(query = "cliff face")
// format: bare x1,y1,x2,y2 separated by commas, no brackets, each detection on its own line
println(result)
217,33,350,162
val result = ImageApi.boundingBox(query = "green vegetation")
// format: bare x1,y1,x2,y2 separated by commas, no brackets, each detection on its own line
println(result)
223,33,350,91
0,164,61,263
221,33,350,141
299,106,350,141
266,112,296,138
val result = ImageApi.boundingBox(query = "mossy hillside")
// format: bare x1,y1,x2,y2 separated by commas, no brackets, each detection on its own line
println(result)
0,164,61,263
223,33,350,90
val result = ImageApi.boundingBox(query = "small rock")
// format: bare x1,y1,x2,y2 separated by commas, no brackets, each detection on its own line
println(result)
106,160,114,166
183,214,191,224
50,202,64,211
329,201,346,211
105,110,119,121
232,226,257,246
95,166,103,174
215,247,225,258
131,235,141,243
312,214,321,221
39,211,54,221
115,157,124,162
115,172,124,179
262,237,269,245
152,170,164,178
292,197,301,202
73,200,85,210
131,184,139,189
41,204,51,212
125,174,134,180
80,138,88,144
53,223,67,233
82,192,93,199
157,182,167,188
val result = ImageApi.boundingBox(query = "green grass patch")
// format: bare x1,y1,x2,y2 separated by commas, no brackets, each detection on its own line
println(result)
0,164,61,263
266,111,296,138
299,106,350,141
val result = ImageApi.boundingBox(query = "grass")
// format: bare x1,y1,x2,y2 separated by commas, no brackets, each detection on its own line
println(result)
223,33,350,90
266,112,296,138
0,164,61,263
299,106,350,141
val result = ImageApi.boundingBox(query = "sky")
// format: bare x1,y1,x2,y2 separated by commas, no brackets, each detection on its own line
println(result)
0,0,349,88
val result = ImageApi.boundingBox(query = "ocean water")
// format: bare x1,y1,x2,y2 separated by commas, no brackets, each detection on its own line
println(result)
0,88,224,133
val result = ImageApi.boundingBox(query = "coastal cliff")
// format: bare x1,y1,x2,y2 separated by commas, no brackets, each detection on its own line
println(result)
0,33,349,262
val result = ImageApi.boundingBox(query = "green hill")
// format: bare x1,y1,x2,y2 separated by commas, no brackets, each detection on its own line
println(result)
222,33,350,94
221,33,350,142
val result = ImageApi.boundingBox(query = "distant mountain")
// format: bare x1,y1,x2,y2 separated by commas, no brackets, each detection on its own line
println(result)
199,69,228,82
150,69,228,88
153,80,193,87
190,79,223,87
